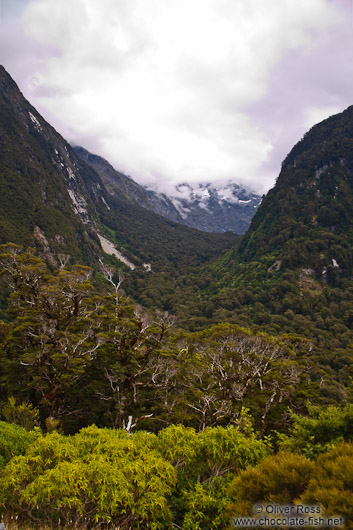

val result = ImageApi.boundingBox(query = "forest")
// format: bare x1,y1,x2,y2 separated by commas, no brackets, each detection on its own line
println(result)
0,243,353,529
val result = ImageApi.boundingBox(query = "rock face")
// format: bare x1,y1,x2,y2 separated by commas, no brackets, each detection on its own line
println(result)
74,147,261,234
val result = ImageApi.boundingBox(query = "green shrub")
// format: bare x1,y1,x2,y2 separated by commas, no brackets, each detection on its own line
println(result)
157,424,269,529
278,404,353,458
0,420,38,468
226,451,315,522
0,426,176,529
1,397,39,431
300,442,353,528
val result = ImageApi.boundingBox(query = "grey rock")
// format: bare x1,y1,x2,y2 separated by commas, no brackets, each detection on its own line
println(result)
73,146,261,234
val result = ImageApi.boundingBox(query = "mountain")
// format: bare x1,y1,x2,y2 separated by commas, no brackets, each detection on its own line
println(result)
143,105,353,400
74,146,261,234
143,182,261,234
0,65,104,266
0,65,238,277
235,106,353,279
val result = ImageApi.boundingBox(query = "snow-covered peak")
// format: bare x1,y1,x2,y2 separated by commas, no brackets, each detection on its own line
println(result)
166,181,258,206
143,180,261,234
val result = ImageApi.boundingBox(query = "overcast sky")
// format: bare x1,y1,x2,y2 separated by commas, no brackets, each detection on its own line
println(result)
1,0,353,194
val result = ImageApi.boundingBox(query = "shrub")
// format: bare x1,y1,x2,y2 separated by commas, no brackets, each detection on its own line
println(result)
0,426,176,529
226,451,315,522
278,404,353,458
300,442,353,527
0,420,38,468
157,424,269,529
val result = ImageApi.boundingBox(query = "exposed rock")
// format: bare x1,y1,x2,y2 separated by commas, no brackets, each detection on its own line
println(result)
73,146,261,234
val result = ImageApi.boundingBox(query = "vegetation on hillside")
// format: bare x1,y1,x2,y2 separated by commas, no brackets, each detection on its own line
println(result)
2,65,353,529
0,244,314,435
1,243,353,528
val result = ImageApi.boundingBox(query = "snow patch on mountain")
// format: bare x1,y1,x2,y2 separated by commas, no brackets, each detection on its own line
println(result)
144,181,261,233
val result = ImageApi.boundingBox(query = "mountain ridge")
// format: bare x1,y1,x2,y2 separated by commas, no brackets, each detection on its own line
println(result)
236,105,353,277
0,65,239,279
74,146,261,234
0,65,103,265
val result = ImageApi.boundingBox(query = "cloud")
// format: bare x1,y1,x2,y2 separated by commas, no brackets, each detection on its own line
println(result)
0,0,32,20
244,1,353,190
0,0,347,194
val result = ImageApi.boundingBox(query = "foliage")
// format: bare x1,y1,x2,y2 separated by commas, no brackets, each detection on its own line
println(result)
1,396,39,431
0,414,353,529
151,324,314,435
0,426,176,529
278,404,353,458
155,423,269,529
300,442,353,527
227,441,353,529
0,246,316,436
226,451,315,521
0,424,268,529
0,245,173,432
0,420,38,468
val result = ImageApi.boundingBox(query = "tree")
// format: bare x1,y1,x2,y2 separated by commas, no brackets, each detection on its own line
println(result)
0,244,101,421
151,324,312,434
0,245,176,432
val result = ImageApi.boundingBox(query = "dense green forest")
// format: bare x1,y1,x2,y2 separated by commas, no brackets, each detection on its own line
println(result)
1,244,353,529
0,244,313,435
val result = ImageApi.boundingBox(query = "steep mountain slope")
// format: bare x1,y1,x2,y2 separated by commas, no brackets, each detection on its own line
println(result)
73,146,152,206
0,65,103,265
0,65,238,277
236,106,353,277
74,146,261,234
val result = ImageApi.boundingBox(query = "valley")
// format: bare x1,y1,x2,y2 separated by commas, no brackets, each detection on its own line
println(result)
1,64,353,529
